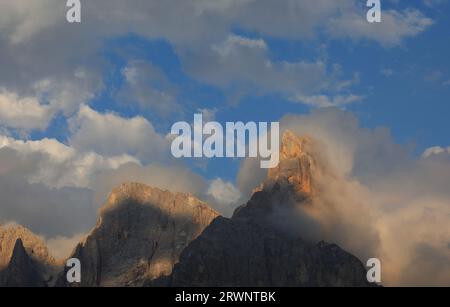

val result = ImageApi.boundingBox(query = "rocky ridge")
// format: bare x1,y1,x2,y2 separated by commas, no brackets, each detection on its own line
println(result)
56,183,219,286
163,130,372,287
0,224,59,286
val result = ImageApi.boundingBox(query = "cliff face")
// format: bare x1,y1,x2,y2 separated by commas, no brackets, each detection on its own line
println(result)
267,130,315,195
165,131,373,287
2,239,46,287
0,224,58,287
165,217,371,287
234,131,316,224
56,183,219,287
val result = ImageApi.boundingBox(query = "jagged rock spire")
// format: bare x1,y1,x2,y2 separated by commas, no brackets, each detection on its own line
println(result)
3,239,46,287
265,130,315,195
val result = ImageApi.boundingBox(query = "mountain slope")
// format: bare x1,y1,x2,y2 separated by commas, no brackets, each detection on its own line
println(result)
165,217,370,286
56,183,219,287
2,239,46,287
0,224,58,287
163,131,373,287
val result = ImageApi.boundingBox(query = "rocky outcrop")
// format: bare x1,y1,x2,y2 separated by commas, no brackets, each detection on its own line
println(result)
56,183,219,287
164,131,373,287
165,217,371,287
2,239,46,287
235,132,316,224
267,130,315,195
0,224,58,287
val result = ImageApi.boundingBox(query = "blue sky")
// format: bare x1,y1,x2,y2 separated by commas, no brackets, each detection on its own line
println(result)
25,0,450,182
1,0,450,233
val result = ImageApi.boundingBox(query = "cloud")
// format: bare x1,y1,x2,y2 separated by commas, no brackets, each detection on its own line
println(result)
184,34,350,104
119,60,181,117
46,233,86,260
0,173,96,239
237,108,450,286
0,134,138,189
237,157,268,201
0,132,227,253
88,161,244,217
293,94,364,108
0,131,224,248
0,134,139,239
0,1,434,131
380,68,395,77
422,146,450,158
33,68,103,117
197,108,218,122
207,178,242,209
68,105,168,163
88,162,209,207
2,1,430,47
328,8,433,47
0,89,53,132
422,0,448,8
0,0,62,45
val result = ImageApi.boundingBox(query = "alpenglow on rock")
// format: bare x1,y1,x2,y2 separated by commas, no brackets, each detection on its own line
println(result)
57,182,219,287
163,130,374,287
235,131,318,224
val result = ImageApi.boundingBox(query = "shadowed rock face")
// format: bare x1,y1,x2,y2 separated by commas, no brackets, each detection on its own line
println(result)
165,217,371,287
56,183,219,287
163,131,373,287
2,239,46,287
0,224,58,287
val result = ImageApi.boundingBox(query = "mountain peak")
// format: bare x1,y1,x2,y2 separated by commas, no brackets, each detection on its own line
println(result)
2,238,47,287
58,182,219,287
261,130,316,196
0,224,56,270
102,182,214,215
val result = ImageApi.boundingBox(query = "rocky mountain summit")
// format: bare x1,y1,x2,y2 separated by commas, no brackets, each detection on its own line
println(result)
56,183,219,286
235,131,316,224
0,224,59,286
163,131,372,287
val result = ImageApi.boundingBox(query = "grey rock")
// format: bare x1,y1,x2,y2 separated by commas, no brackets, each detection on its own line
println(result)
166,217,371,287
56,182,219,287
0,224,59,287
2,239,46,287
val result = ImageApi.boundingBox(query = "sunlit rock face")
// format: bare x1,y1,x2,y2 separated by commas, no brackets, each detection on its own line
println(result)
56,182,219,287
165,131,373,287
267,130,315,195
234,130,317,223
0,224,59,287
